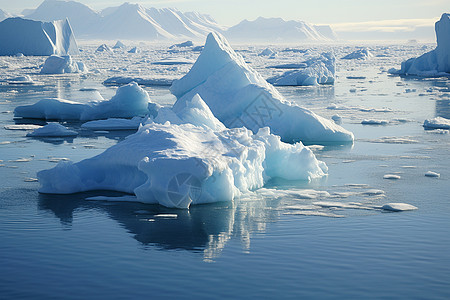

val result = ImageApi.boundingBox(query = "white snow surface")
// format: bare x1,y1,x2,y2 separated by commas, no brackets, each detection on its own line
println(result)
391,13,450,76
37,94,328,208
267,52,335,86
423,116,450,129
14,82,155,121
40,55,87,74
170,32,353,144
26,123,77,137
0,17,78,56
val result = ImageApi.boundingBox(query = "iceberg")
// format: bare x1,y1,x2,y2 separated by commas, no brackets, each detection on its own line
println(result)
267,52,335,86
40,55,87,74
423,117,450,129
96,44,112,53
14,82,156,121
170,32,353,144
390,13,450,76
112,40,126,49
38,94,327,208
341,48,373,60
0,17,78,56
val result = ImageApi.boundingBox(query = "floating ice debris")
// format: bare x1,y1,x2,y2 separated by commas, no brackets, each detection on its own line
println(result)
6,75,34,85
103,76,174,86
40,55,87,74
381,203,418,212
81,116,148,131
361,119,389,125
423,117,450,130
112,41,126,49
96,44,112,53
313,201,373,210
426,129,449,134
268,63,307,69
38,94,328,208
283,211,345,218
151,58,194,65
24,177,38,182
9,158,32,162
171,32,353,144
370,137,419,144
15,82,155,121
258,48,276,56
128,47,140,54
360,189,385,196
341,48,373,60
26,123,77,137
425,171,440,178
383,174,401,180
170,41,194,48
267,52,335,86
4,124,42,130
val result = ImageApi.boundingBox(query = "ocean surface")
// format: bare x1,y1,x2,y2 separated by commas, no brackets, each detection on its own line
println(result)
1,43,449,299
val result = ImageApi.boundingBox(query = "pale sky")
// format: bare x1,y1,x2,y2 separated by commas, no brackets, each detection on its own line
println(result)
1,0,447,27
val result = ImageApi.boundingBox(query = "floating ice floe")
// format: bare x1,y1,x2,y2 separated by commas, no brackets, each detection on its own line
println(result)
151,58,194,65
170,32,354,144
425,171,440,178
383,174,401,180
341,48,373,60
169,41,194,49
103,76,174,86
361,119,389,125
4,124,42,130
14,82,156,121
267,52,335,86
37,94,328,208
40,55,87,74
423,116,450,130
6,75,34,85
389,14,450,77
81,116,148,131
0,17,78,56
27,123,77,137
380,203,418,212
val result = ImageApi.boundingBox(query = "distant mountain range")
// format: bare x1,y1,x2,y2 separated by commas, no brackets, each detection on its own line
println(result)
1,0,336,42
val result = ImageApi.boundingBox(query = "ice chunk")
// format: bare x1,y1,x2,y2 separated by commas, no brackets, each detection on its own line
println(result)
170,32,354,144
4,124,42,130
259,48,276,56
0,17,78,56
390,14,450,76
103,76,174,86
170,41,194,48
342,48,373,60
6,75,34,85
383,174,401,180
151,58,194,65
423,117,450,130
112,41,126,49
361,119,389,125
96,44,112,53
267,52,335,86
81,116,148,131
381,203,418,212
37,95,327,208
14,82,155,121
128,47,140,54
40,55,87,74
26,123,77,137
425,171,440,178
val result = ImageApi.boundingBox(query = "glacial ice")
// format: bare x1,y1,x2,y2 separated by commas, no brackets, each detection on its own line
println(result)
27,123,77,137
14,82,156,121
390,13,450,76
341,48,373,60
267,52,335,86
38,94,328,208
40,55,87,74
0,17,78,56
170,32,354,144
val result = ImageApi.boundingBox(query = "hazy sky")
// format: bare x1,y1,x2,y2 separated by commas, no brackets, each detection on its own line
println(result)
1,0,447,26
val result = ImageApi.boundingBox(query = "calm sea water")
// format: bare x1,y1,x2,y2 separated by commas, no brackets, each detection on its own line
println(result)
1,47,449,299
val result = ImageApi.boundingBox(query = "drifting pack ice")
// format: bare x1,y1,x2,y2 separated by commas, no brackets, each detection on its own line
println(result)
0,17,78,56
171,32,353,144
267,52,335,86
38,94,328,208
390,13,450,76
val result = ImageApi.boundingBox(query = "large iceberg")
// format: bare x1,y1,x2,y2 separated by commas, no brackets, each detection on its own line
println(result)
14,82,156,121
170,32,353,144
38,94,327,208
267,52,335,86
391,13,450,76
0,17,78,56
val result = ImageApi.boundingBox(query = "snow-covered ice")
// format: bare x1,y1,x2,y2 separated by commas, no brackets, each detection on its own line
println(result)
170,32,354,144
423,117,450,129
0,17,78,56
381,203,418,212
341,48,373,60
81,116,148,131
383,174,401,180
40,55,87,74
14,82,156,121
267,52,335,86
26,123,77,137
425,171,440,178
37,93,328,208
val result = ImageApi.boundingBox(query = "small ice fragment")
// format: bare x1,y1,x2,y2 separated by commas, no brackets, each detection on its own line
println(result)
361,189,385,196
425,171,440,178
361,119,389,125
381,203,418,212
383,174,401,180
